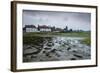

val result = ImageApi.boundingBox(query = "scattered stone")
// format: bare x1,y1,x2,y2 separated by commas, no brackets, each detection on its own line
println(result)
23,49,42,57
58,49,63,52
39,43,43,46
45,53,51,58
73,54,83,58
72,45,77,47
70,58,76,60
40,59,43,61
23,37,91,62
72,50,77,53
50,49,57,53
55,41,58,43
59,41,62,44
43,51,46,53
48,41,52,43
23,45,32,50
44,47,51,50
67,47,71,51
47,43,53,47
32,45,42,50
56,53,60,57
31,55,37,58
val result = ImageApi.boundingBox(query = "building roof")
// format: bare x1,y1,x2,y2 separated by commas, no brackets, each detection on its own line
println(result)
23,27,26,30
38,25,51,29
55,28,63,31
25,25,36,28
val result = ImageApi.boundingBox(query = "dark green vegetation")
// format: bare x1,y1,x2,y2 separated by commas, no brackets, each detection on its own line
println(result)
23,31,90,37
23,31,91,45
81,37,91,46
23,35,52,45
23,36,43,45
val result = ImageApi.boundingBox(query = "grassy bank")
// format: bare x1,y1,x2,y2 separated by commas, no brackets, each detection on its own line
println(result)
23,31,91,45
23,36,52,44
81,37,91,46
23,36,43,44
23,31,90,37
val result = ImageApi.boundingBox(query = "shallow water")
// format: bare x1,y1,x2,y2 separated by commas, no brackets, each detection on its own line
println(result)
23,36,91,62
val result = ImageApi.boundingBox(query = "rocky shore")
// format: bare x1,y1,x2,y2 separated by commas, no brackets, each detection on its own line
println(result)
23,37,91,62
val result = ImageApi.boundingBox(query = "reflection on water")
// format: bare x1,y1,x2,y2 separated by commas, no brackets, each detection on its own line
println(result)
23,36,91,62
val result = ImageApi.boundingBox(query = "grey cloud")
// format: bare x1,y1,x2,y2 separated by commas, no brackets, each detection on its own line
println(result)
23,10,91,31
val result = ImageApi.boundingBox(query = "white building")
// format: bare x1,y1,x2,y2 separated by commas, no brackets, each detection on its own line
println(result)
25,25,37,32
38,25,51,32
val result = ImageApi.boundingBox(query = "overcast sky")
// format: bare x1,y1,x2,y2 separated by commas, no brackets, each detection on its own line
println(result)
22,10,91,31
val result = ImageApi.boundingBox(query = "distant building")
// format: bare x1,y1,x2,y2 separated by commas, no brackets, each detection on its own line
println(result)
51,26,56,32
25,25,37,32
69,29,73,32
23,24,71,32
38,25,51,32
64,26,68,32
54,28,63,32
23,27,26,32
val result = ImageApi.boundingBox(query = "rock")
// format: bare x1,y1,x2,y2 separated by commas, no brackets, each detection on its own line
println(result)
59,41,62,44
55,41,58,43
50,49,57,53
24,47,39,54
23,45,32,50
43,51,46,53
58,49,63,52
32,45,41,50
44,47,51,50
72,50,77,53
39,43,43,46
56,53,60,57
45,53,51,58
47,43,53,47
70,58,76,60
48,41,52,43
67,47,71,51
31,55,37,58
23,48,42,58
40,59,43,61
72,44,77,47
73,54,83,58
26,46,32,49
